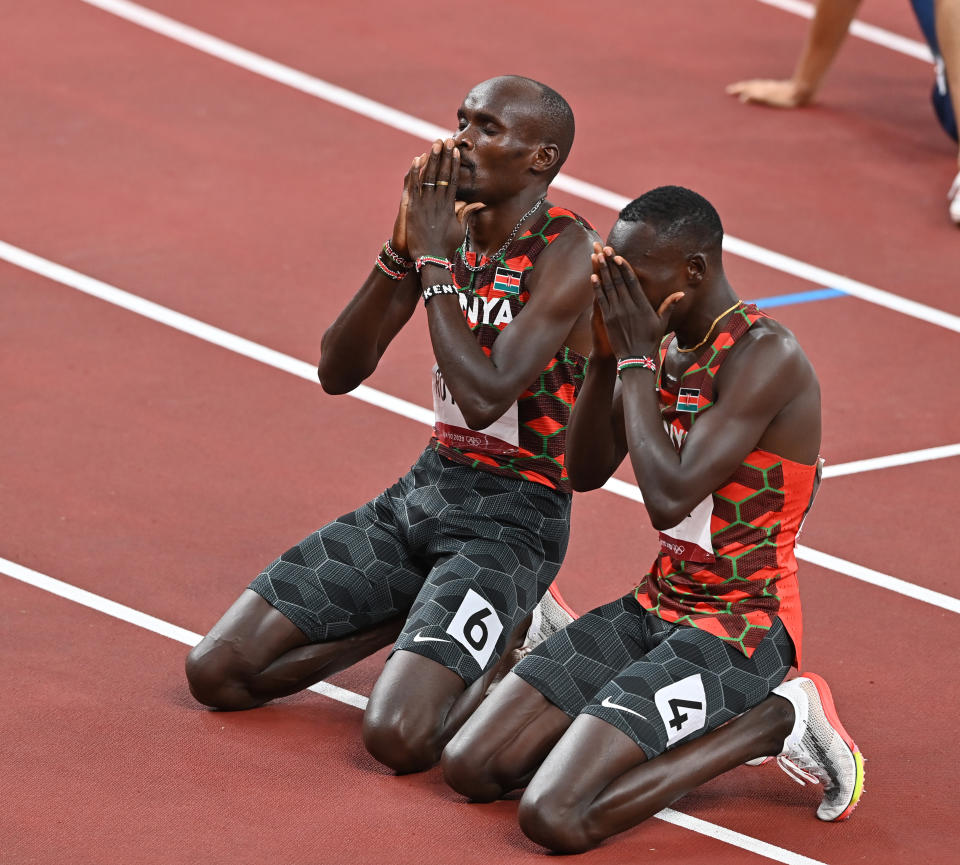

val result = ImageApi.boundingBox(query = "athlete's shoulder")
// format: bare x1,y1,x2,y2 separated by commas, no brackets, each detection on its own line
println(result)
728,314,817,386
742,315,805,355
540,206,600,252
532,203,600,260
514,203,598,307
542,204,598,235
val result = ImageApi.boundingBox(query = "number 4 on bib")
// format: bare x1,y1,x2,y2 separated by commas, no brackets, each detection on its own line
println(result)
654,674,707,746
445,588,504,668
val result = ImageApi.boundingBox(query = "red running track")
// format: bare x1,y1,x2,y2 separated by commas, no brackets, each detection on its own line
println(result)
2,1,959,863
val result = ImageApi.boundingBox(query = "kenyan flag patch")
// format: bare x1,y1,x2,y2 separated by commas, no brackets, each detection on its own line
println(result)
677,387,701,412
493,266,523,295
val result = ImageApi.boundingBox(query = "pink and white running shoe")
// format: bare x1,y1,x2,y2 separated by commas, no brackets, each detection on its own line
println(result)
769,672,865,821
485,583,578,695
520,582,578,656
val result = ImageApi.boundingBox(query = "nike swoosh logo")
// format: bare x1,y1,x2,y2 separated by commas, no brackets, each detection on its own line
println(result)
413,632,450,643
601,696,647,719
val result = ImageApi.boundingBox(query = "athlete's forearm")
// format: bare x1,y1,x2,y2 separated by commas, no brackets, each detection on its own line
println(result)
619,369,692,530
566,355,623,491
420,254,580,430
318,268,420,394
424,288,519,430
791,0,863,101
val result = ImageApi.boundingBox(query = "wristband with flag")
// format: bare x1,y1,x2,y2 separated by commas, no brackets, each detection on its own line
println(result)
616,356,657,377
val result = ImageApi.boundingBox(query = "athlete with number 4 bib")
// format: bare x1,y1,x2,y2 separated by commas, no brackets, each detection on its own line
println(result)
185,76,597,773
443,186,864,852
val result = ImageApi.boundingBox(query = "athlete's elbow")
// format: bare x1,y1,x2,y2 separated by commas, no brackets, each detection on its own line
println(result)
566,447,614,492
567,467,607,493
646,511,676,532
317,367,358,394
459,398,506,431
644,498,688,531
463,411,497,430
317,357,374,394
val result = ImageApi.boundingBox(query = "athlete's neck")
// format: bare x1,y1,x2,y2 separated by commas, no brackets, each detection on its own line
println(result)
674,281,740,352
466,190,549,257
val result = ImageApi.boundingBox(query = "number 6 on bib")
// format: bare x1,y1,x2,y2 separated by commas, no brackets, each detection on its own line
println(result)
446,588,504,668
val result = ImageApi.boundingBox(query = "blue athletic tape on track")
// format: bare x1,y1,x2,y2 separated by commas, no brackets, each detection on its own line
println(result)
749,288,847,309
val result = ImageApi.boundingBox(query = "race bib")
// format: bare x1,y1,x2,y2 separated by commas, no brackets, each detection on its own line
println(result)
655,674,707,746
446,588,504,669
432,364,519,455
658,494,715,563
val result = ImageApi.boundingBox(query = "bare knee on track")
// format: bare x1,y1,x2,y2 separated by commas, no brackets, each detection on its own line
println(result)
361,706,444,774
518,790,596,854
441,738,510,802
184,640,262,711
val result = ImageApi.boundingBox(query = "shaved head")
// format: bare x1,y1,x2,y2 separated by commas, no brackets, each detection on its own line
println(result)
470,76,575,178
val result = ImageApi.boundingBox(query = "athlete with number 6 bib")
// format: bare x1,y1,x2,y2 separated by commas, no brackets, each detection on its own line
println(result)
442,186,864,852
184,76,597,773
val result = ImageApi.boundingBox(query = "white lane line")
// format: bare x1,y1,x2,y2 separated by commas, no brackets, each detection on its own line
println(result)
796,546,960,614
0,554,826,865
603,477,645,503
0,241,433,428
824,443,960,478
655,809,830,865
756,0,934,62
2,556,205,647
76,0,960,336
718,236,959,334
3,238,959,615
0,556,367,708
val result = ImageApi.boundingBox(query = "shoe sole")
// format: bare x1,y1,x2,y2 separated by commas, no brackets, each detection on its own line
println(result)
546,582,578,620
800,671,865,821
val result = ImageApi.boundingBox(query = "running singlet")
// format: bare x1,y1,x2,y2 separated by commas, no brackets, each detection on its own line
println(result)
430,206,593,494
633,303,819,665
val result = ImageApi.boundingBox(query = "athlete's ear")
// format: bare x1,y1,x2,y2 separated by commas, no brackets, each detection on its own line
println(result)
686,253,706,285
531,142,560,176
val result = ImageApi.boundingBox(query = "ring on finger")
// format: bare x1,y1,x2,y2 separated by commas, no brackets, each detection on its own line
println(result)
422,182,437,187
436,180,449,187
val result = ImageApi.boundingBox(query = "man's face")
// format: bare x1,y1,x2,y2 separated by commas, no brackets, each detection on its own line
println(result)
607,220,692,328
453,78,543,204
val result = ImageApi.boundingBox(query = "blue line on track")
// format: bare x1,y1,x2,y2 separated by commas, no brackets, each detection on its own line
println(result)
748,287,847,309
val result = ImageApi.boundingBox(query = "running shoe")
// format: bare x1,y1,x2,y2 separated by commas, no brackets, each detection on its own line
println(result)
770,673,865,821
485,583,577,695
519,581,578,656
949,170,960,225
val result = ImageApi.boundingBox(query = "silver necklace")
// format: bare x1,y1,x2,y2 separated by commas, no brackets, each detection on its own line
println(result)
457,197,546,272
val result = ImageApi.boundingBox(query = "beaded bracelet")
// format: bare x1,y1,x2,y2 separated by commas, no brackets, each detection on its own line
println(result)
415,255,454,273
375,256,407,281
382,240,414,270
616,356,657,377
421,283,459,305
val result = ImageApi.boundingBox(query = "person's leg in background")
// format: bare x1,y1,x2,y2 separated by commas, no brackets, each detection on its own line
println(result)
931,0,960,221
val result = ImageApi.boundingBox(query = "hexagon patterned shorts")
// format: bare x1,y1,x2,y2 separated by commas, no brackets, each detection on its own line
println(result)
514,595,793,758
248,447,571,686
